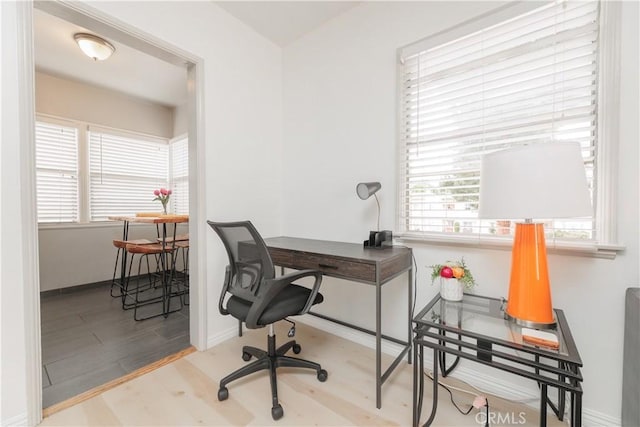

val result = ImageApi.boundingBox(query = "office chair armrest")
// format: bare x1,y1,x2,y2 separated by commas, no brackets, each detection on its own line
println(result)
245,269,323,329
218,265,232,316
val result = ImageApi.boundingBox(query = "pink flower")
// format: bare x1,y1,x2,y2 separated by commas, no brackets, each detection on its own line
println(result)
153,189,160,196
167,189,172,195
160,188,168,195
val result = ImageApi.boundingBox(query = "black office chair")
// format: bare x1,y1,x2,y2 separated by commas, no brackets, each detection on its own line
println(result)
207,220,328,420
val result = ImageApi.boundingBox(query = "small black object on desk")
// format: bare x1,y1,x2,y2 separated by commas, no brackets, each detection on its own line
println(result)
364,230,393,248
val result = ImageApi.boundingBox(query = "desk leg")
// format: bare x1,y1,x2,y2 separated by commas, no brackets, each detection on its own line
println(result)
119,221,130,308
376,279,382,409
413,339,423,427
540,383,548,427
160,223,170,317
558,361,566,421
407,266,413,364
157,222,181,319
573,391,582,427
570,368,582,427
423,347,439,427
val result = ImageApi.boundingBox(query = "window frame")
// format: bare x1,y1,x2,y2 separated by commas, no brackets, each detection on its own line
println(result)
87,125,170,221
36,114,188,228
395,0,623,259
34,117,81,224
169,134,189,215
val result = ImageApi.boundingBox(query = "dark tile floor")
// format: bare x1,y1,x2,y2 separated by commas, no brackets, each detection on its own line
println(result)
40,281,190,408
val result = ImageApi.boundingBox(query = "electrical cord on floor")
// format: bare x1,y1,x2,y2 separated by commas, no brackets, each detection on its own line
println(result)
424,370,491,426
410,251,418,319
424,371,478,416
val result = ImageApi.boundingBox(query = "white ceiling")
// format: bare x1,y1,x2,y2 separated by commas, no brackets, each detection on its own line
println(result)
34,8,188,108
214,1,361,47
33,2,360,108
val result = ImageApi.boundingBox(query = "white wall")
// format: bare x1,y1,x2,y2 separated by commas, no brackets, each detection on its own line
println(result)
35,71,175,138
38,223,190,291
2,0,283,424
173,102,188,137
2,2,30,424
35,71,183,291
83,0,284,356
283,1,639,425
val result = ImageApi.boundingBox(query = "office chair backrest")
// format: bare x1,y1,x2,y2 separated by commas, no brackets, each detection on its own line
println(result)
207,220,276,304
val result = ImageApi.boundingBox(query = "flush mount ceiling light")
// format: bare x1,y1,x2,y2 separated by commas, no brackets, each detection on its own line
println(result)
74,33,115,61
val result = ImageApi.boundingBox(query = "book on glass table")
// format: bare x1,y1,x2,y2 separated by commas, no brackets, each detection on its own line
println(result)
522,328,559,350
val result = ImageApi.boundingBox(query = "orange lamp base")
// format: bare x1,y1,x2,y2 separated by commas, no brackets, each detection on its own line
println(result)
505,222,556,329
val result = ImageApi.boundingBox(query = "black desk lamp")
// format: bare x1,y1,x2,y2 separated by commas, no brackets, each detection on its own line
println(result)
356,182,392,248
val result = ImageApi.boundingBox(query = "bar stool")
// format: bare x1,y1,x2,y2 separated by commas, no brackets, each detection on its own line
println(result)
125,242,183,321
110,238,155,299
174,239,190,305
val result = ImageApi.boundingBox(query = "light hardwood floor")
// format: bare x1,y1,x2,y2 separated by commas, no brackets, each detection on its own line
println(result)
39,322,566,426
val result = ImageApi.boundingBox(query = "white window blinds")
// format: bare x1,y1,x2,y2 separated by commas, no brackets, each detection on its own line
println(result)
398,0,599,242
89,129,169,220
35,122,79,223
170,136,189,215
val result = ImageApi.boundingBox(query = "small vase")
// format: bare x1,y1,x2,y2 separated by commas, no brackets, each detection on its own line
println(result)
440,278,463,301
162,204,168,215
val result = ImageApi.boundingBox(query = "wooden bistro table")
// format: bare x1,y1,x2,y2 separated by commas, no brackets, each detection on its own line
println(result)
109,214,189,319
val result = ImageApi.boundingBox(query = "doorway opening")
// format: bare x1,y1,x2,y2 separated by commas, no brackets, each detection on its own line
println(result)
25,0,207,419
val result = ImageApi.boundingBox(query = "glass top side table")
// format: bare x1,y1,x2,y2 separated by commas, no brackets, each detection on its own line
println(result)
412,293,583,427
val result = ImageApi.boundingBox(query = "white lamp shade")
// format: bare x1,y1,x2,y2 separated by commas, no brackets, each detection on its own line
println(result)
478,142,592,220
74,33,115,61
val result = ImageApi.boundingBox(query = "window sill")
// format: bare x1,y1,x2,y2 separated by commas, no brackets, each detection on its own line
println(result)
395,233,624,260
37,221,155,231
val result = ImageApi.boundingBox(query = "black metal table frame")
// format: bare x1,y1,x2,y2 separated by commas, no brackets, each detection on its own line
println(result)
304,265,414,409
412,294,583,427
115,218,183,319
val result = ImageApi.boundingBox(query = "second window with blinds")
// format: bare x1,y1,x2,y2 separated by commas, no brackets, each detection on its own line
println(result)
397,0,603,246
35,118,189,223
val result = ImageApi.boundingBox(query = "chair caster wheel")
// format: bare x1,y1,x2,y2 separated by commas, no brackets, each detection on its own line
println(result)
292,343,302,354
271,404,284,420
218,387,229,401
242,351,252,361
317,369,328,382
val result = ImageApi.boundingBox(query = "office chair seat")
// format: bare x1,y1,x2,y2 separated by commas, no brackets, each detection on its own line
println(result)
227,285,324,326
208,220,327,421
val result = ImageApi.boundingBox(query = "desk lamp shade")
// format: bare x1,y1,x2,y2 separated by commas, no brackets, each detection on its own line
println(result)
356,182,381,200
479,142,591,328
357,182,382,232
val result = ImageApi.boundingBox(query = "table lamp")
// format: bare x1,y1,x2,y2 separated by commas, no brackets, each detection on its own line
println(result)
478,142,592,329
357,182,382,230
356,182,392,248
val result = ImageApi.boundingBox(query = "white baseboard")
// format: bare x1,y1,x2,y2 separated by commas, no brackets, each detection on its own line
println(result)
582,408,621,427
2,412,28,427
206,325,238,348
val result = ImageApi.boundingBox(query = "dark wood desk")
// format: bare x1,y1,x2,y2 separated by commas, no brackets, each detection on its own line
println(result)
263,236,414,409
